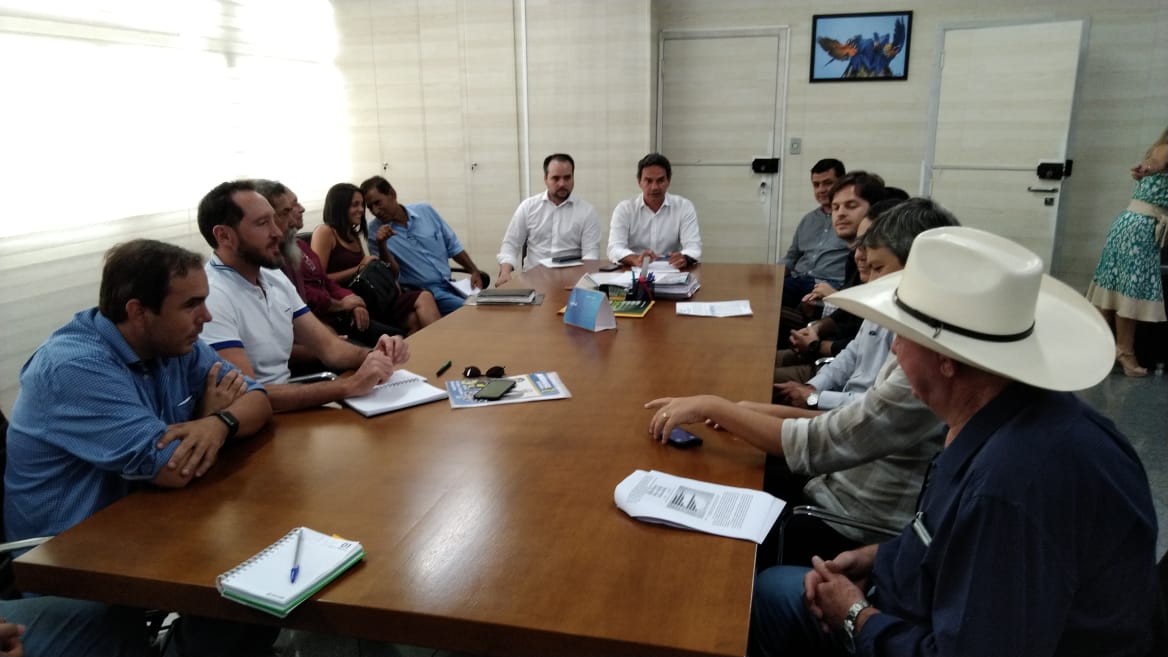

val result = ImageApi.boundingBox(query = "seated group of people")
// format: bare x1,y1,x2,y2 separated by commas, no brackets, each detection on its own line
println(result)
643,167,1159,655
244,151,703,357
0,159,1159,656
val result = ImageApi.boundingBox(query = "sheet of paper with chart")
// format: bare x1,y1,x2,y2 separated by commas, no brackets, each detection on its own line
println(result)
613,470,785,543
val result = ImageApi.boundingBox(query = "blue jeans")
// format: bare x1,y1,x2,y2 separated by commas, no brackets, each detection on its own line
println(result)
749,566,848,657
0,596,278,657
428,283,466,315
0,596,150,657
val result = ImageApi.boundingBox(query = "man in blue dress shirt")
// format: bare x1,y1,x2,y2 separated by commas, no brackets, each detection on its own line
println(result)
750,227,1157,657
360,175,487,315
3,239,274,656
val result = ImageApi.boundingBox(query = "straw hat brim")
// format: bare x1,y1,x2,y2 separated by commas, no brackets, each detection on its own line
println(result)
827,270,1115,391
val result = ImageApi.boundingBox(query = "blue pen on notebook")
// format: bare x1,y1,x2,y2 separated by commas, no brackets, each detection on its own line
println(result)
290,528,304,583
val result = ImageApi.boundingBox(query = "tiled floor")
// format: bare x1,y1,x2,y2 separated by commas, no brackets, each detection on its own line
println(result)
276,367,1167,656
1078,366,1168,556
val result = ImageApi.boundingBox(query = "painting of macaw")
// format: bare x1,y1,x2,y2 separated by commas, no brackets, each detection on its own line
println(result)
811,13,911,81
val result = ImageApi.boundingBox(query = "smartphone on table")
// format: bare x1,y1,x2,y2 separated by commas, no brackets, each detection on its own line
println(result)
667,427,703,448
473,379,516,401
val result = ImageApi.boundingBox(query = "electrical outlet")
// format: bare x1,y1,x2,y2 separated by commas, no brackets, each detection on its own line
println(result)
790,138,802,155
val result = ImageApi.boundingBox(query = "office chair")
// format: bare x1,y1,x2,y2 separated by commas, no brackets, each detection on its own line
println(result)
775,505,901,566
0,410,172,650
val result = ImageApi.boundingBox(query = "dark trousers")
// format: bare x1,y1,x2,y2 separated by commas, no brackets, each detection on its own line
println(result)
756,456,862,571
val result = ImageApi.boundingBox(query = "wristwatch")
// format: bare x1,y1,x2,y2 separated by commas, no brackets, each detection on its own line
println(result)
805,391,820,409
213,410,240,440
843,599,872,648
806,339,822,356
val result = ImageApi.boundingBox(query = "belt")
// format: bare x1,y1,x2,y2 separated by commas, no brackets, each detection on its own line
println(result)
1128,199,1168,248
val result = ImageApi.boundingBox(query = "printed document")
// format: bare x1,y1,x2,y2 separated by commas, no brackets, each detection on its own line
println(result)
614,470,784,543
675,300,753,317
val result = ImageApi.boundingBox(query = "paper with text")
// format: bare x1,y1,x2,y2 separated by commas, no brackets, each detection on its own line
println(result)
614,470,784,543
676,300,753,317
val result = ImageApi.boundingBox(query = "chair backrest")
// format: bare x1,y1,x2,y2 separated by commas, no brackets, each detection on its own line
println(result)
0,411,15,599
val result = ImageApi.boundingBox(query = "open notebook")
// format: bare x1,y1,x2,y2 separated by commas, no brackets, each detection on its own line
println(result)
342,369,448,417
216,527,365,618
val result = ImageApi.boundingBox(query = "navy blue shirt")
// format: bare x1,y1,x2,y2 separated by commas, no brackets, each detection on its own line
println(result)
860,384,1157,657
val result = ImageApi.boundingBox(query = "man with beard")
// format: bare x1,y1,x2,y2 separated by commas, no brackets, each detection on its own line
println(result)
495,153,601,286
254,180,438,338
780,158,850,309
197,180,410,412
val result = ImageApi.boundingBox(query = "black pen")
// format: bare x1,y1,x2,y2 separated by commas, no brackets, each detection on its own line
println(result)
436,360,452,377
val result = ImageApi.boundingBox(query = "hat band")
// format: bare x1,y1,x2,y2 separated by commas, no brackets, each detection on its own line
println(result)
894,289,1034,342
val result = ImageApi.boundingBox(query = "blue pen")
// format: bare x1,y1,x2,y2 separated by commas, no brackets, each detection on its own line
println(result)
290,528,304,583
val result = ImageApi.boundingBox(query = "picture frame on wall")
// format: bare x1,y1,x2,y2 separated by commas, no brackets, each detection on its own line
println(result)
810,11,912,82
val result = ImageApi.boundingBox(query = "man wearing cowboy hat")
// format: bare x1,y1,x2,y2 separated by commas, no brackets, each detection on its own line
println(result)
750,227,1158,656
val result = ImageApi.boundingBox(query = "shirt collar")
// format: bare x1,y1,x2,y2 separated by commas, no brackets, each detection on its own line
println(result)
634,193,670,212
88,308,150,370
540,190,573,207
934,381,1043,480
209,254,269,290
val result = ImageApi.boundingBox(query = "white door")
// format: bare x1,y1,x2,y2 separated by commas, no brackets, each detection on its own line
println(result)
924,20,1085,269
657,28,787,264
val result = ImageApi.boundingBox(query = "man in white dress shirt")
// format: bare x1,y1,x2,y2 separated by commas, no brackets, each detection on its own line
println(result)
607,152,702,269
495,153,601,286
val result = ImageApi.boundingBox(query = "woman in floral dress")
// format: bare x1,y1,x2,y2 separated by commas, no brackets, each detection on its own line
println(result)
1086,128,1168,376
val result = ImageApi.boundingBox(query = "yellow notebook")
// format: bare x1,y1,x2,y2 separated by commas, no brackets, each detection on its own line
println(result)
557,299,654,318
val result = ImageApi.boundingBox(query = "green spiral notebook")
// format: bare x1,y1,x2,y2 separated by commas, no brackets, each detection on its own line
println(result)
215,527,365,618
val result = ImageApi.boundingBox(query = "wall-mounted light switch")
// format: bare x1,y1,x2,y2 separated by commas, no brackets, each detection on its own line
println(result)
790,138,802,155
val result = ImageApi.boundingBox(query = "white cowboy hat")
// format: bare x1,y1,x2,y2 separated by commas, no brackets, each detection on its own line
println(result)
827,226,1114,391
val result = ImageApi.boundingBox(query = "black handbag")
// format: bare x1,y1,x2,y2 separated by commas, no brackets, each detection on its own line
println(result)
347,260,401,320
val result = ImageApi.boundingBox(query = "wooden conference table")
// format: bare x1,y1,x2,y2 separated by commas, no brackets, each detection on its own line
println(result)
16,262,782,657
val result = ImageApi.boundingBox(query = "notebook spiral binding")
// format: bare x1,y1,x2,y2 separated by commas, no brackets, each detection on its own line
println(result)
217,527,301,583
372,373,423,390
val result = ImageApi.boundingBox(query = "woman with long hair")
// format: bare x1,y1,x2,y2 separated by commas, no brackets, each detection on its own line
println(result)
1086,127,1168,377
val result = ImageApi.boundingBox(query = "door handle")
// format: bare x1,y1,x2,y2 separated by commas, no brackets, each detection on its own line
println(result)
1026,186,1057,193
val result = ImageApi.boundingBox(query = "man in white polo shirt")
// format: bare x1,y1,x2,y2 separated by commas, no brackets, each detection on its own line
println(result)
196,179,410,412
607,152,702,269
495,153,601,286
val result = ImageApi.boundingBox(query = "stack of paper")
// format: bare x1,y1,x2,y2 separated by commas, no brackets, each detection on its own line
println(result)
653,274,701,300
614,470,785,543
676,300,753,317
475,288,537,304
216,527,365,618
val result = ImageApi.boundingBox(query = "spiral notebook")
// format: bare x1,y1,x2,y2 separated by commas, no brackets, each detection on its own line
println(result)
216,527,365,618
342,368,448,417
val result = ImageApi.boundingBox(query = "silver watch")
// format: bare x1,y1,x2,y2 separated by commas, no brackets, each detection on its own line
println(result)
805,391,820,409
843,599,872,641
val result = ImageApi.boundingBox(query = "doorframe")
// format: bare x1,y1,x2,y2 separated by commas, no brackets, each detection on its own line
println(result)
655,26,791,262
920,18,1090,274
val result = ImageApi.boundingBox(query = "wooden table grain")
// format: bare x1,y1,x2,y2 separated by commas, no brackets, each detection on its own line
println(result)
15,262,782,657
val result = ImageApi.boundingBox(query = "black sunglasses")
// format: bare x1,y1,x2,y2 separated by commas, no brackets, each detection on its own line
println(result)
463,365,505,378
